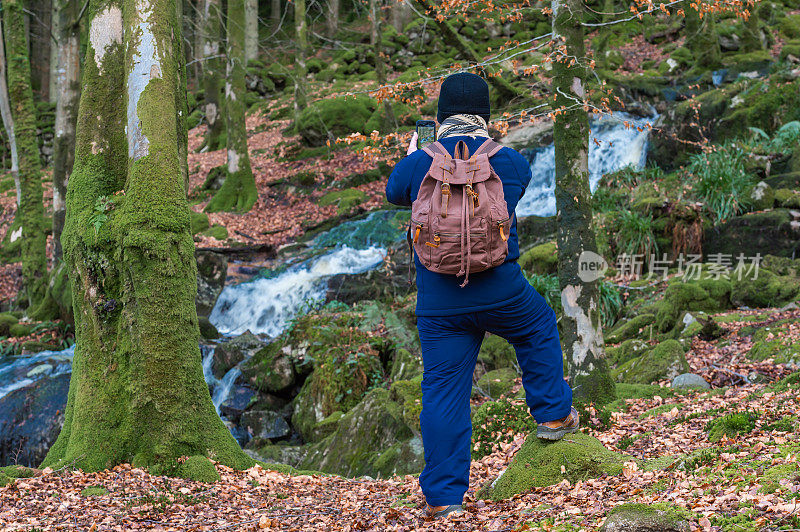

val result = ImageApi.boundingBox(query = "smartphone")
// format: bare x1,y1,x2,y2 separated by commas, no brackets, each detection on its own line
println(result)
416,120,436,148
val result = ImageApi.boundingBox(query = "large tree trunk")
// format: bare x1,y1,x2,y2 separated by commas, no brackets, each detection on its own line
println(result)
551,0,615,409
0,12,20,205
51,0,80,262
2,0,48,310
370,0,395,133
204,0,257,212
42,0,252,475
201,0,225,150
244,0,258,62
292,0,307,124
326,0,339,37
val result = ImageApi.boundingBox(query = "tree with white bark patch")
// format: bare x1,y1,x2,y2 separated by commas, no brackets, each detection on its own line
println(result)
204,0,258,212
200,0,226,151
552,0,615,408
245,0,258,62
43,0,253,475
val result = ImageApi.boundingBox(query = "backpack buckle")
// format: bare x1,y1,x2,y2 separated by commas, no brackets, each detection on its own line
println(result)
441,182,451,217
466,183,479,210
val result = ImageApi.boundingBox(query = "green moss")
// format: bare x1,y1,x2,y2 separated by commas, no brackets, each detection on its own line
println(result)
774,188,800,208
706,411,758,442
731,268,800,308
472,399,536,459
174,455,221,483
201,224,228,240
319,188,367,215
613,339,689,384
0,312,19,336
478,433,628,500
518,241,558,276
760,463,799,493
476,367,519,399
189,210,210,235
602,503,689,531
296,94,376,146
9,322,34,337
198,316,220,339
390,375,423,434
747,319,799,363
605,314,656,344
0,465,35,479
605,338,650,367
80,486,110,497
654,279,732,333
477,334,517,371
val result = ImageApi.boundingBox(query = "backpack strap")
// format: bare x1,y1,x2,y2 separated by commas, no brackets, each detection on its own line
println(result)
471,138,504,158
421,141,449,158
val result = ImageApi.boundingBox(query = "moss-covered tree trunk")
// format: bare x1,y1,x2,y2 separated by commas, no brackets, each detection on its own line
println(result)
371,0,395,133
551,0,615,409
685,5,721,69
200,0,225,151
244,0,257,62
52,0,81,262
0,12,20,205
293,0,307,124
204,0,257,212
326,0,339,37
2,0,48,310
741,1,763,52
43,0,253,475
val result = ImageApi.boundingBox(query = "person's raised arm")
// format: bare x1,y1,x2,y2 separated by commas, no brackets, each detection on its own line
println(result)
385,132,420,207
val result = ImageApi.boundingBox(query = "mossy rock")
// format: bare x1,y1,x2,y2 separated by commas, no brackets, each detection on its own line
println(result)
654,278,732,333
240,343,296,393
477,433,628,500
747,181,776,211
780,14,800,39
706,411,758,442
0,312,19,336
80,486,110,497
747,319,800,363
296,94,376,146
605,314,656,344
605,338,651,367
319,188,367,215
600,503,689,532
476,367,518,399
9,322,34,337
390,375,423,434
190,210,210,235
175,455,221,483
477,334,517,371
613,339,689,384
198,316,220,340
308,410,344,441
730,268,800,308
389,348,423,381
364,101,416,134
202,224,228,241
774,188,800,208
373,436,425,478
298,388,418,477
703,209,800,259
518,241,557,276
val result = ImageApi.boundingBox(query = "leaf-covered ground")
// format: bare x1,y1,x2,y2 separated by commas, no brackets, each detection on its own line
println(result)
2,307,799,531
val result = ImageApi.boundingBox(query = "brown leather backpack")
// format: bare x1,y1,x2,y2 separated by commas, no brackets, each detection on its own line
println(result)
409,138,511,287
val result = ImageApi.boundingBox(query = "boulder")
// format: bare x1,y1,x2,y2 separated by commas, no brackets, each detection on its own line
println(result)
195,250,227,318
477,334,517,372
298,389,418,477
653,279,732,333
240,410,292,443
605,314,656,344
600,503,689,532
476,368,519,399
730,268,800,308
198,316,220,340
239,344,296,394
606,339,651,367
219,385,257,422
613,339,690,384
671,373,711,390
296,95,376,146
703,208,800,259
477,433,627,500
389,376,423,435
0,373,69,467
389,348,423,382
518,241,558,276
213,331,266,379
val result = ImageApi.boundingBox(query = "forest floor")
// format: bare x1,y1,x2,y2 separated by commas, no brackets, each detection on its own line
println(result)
2,306,799,531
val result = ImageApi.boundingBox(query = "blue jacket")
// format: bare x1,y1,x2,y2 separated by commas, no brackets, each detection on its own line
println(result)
386,135,534,316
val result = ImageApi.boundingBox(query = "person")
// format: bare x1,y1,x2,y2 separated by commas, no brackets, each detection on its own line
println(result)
385,72,579,519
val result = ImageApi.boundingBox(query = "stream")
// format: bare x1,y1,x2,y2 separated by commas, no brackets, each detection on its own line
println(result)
0,113,656,465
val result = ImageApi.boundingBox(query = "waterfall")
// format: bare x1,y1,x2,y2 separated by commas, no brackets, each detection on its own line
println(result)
212,367,242,414
0,345,75,403
515,113,656,217
209,245,387,337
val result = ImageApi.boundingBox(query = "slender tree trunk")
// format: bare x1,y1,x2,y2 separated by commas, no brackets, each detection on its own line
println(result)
685,4,721,69
293,0,307,124
326,0,339,37
551,0,615,408
411,0,522,104
244,0,257,62
51,0,80,262
27,0,53,101
2,0,48,310
0,12,20,205
201,0,225,150
370,0,395,132
204,0,257,212
390,0,411,32
43,0,253,475
49,0,60,102
271,0,280,29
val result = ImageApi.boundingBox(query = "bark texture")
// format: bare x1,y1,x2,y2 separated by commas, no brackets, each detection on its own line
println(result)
326,0,339,37
52,0,81,262
204,0,257,212
43,0,253,475
270,0,279,28
201,0,225,151
0,12,20,204
244,0,258,62
551,0,615,408
370,0,395,133
2,0,48,310
293,0,307,123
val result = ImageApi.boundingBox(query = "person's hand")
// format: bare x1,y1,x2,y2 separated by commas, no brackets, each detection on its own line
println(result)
407,131,418,155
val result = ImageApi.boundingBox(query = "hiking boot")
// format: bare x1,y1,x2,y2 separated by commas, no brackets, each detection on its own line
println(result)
536,406,580,441
425,504,464,518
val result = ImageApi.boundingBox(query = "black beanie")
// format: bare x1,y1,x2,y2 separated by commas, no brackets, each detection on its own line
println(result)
437,72,491,124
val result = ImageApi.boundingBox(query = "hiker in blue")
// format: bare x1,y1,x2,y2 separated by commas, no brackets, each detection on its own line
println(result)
385,73,578,519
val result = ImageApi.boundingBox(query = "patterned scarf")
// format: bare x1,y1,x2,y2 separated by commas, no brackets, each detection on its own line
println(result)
436,114,490,140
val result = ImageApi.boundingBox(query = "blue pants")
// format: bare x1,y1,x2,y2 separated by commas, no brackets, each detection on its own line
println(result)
416,284,573,506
